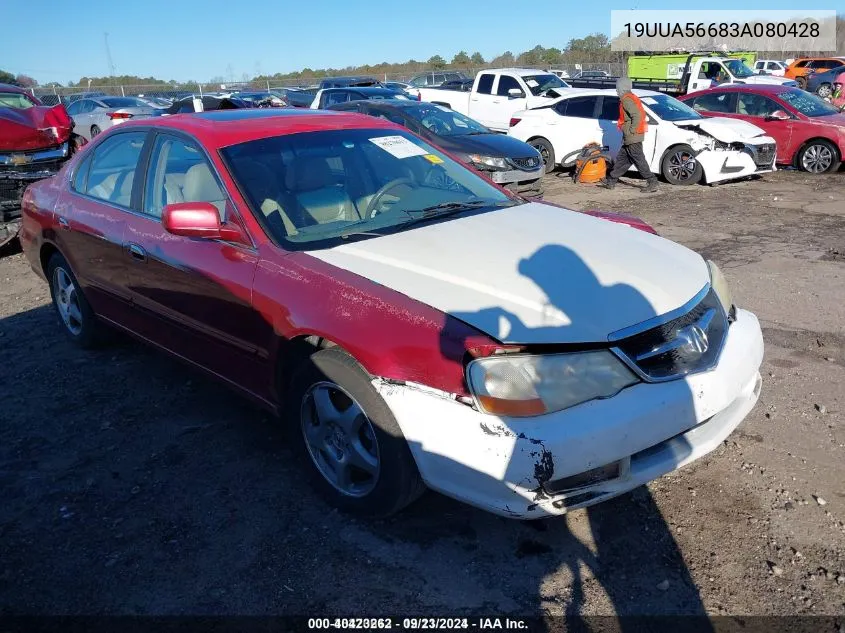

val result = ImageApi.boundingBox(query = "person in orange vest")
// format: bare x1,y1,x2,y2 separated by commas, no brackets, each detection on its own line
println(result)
600,77,659,193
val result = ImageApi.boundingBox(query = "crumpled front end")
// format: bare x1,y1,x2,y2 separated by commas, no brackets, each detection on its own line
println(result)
676,124,777,183
0,142,70,244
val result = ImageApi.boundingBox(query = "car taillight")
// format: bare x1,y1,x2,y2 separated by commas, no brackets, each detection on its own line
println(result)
416,93,421,101
509,117,521,127
108,112,133,120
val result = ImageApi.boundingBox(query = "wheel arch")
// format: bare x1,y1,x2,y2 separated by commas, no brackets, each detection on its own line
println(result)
793,136,841,168
273,333,356,405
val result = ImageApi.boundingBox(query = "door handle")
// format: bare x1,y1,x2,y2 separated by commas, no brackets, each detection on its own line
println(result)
57,217,70,231
126,243,147,262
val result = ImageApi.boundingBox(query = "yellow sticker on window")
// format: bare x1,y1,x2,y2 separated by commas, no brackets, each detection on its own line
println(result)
424,154,444,164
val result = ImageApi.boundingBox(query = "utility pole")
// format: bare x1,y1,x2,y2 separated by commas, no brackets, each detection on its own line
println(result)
104,32,116,77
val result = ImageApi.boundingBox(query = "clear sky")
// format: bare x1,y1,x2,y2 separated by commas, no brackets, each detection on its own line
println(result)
3,0,834,84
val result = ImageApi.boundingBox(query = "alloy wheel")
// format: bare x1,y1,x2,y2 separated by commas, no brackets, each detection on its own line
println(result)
668,151,698,182
52,267,83,336
817,84,832,98
533,142,551,167
300,381,380,497
801,144,833,173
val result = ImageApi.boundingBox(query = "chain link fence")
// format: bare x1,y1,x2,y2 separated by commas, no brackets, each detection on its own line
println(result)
30,62,626,105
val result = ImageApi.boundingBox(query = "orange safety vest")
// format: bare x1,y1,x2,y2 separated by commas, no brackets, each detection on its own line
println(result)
617,93,648,134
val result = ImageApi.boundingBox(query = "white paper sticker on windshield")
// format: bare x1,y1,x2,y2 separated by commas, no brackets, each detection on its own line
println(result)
369,135,428,159
525,79,539,87
641,97,657,105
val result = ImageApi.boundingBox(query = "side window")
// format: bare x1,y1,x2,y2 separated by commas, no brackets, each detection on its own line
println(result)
737,94,780,117
691,92,736,113
325,91,350,106
72,155,92,193
409,76,426,88
433,74,445,84
795,60,809,68
767,62,780,70
563,96,598,118
176,100,195,113
371,109,407,127
144,135,227,220
476,73,494,95
496,75,522,96
66,101,82,115
84,132,147,207
598,96,620,120
821,60,842,69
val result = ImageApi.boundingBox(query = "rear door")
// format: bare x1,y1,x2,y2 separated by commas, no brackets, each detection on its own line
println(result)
59,130,149,322
554,96,603,154
121,131,271,398
468,72,499,128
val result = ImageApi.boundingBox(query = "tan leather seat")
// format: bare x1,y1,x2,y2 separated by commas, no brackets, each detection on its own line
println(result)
237,159,299,236
183,163,226,216
285,156,358,224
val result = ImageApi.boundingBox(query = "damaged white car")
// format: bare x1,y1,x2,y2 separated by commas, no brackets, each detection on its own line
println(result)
508,89,777,184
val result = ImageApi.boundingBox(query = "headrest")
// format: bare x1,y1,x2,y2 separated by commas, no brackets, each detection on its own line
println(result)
183,162,224,203
287,156,333,192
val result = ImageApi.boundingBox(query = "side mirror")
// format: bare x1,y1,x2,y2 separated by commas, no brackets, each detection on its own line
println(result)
162,202,247,244
508,88,526,99
766,110,791,121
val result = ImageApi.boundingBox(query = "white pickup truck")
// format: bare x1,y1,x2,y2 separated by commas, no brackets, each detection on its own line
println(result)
418,68,571,132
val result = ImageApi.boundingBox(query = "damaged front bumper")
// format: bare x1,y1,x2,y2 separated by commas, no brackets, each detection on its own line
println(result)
697,141,777,184
486,167,544,198
374,308,763,519
0,142,69,229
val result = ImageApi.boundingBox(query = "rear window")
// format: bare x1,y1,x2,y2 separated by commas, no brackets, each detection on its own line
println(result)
0,91,36,109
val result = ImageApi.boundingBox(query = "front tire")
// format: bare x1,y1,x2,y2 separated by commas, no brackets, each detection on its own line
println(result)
287,348,425,517
816,83,833,98
661,145,703,185
797,139,840,173
796,76,808,90
529,137,556,173
47,253,106,348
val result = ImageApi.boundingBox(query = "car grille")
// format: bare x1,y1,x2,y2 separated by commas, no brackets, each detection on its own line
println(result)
0,158,65,213
749,143,776,168
611,289,728,382
510,156,541,171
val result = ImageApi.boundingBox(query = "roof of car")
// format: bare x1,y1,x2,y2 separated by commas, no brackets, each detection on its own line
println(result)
479,68,551,76
0,83,31,95
320,87,399,95
680,84,798,96
115,109,396,148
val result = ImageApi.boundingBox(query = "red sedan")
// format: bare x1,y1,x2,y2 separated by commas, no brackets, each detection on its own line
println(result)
20,109,766,519
680,85,845,173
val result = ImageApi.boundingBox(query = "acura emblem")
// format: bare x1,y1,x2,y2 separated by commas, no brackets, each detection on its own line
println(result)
9,154,33,166
636,308,715,362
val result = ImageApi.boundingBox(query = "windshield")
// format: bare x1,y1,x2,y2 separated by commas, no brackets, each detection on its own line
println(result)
405,104,488,136
0,92,36,109
222,128,516,248
640,94,702,121
724,60,755,79
101,97,147,108
523,74,569,96
777,89,839,117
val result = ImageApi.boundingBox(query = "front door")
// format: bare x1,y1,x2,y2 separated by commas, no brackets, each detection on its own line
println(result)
122,132,273,400
491,75,528,131
734,93,795,162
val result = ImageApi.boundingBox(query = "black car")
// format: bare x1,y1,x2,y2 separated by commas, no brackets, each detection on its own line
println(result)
327,99,544,197
314,87,413,109
437,78,474,91
318,76,383,89
164,95,253,114
283,88,318,108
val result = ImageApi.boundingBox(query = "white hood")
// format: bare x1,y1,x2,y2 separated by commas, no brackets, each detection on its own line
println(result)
307,203,710,344
742,75,794,86
674,117,772,143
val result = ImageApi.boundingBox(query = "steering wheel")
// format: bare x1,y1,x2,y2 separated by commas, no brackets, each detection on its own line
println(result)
423,117,447,135
364,178,413,218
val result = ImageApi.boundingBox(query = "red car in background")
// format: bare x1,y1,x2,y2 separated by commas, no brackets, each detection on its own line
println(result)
680,85,845,173
0,84,80,246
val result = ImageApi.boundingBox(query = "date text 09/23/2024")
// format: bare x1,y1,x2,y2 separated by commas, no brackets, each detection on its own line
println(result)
307,617,529,630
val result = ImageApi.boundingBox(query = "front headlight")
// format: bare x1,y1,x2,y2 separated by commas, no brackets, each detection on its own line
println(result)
707,260,733,316
468,154,509,170
466,351,639,417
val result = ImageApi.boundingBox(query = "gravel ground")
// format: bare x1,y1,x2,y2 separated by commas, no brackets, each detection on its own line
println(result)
1,168,844,616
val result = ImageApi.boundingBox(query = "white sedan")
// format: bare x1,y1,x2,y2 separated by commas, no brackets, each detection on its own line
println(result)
508,89,778,185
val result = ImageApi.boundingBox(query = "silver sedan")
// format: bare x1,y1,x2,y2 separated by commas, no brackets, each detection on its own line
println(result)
65,96,160,140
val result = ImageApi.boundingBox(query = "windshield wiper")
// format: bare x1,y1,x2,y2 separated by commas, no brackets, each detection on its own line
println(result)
399,200,512,228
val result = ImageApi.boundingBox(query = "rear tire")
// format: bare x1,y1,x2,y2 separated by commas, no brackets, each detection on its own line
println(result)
46,253,106,348
90,125,101,138
286,348,425,517
796,139,840,173
529,137,556,173
661,145,703,185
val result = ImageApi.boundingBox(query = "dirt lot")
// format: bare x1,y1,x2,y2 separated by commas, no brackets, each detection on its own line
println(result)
1,168,844,616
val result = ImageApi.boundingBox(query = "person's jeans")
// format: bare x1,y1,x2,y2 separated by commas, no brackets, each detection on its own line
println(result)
608,142,657,184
